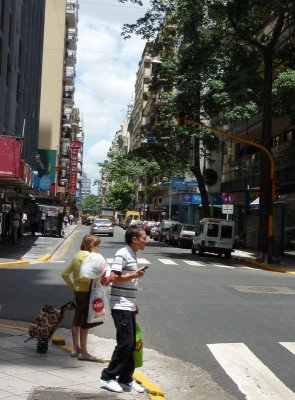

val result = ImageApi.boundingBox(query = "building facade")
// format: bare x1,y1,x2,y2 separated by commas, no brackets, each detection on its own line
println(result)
38,0,82,207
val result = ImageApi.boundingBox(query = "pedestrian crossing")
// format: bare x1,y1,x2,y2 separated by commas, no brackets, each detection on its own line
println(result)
105,257,257,271
208,342,295,399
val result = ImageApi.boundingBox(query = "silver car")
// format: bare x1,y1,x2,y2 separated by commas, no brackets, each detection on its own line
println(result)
90,218,114,237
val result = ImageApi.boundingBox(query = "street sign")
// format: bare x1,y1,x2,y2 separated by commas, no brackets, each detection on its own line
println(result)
222,192,235,204
222,204,234,214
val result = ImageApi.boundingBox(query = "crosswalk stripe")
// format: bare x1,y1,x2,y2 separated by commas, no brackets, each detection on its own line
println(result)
137,258,150,264
208,342,295,399
210,264,235,269
183,260,206,266
158,258,178,265
279,342,295,356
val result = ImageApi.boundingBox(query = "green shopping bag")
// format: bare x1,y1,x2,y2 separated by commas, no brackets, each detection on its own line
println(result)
133,323,143,368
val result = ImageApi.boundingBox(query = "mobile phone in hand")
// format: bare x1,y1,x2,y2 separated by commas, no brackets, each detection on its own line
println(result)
141,265,149,270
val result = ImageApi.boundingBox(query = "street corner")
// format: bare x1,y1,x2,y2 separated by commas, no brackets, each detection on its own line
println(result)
36,253,52,262
0,259,30,268
232,254,295,275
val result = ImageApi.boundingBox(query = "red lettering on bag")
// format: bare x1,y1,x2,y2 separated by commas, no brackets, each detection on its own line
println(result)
92,298,104,313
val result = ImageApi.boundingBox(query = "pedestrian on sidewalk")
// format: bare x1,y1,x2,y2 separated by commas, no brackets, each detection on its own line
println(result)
11,209,20,244
100,227,147,394
61,234,110,361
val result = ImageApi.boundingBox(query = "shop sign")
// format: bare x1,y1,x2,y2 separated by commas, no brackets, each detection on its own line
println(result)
0,136,21,177
69,141,80,197
39,174,51,190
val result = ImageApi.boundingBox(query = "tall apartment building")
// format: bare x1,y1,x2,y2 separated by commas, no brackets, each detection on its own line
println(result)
0,0,45,190
81,172,91,199
38,0,82,204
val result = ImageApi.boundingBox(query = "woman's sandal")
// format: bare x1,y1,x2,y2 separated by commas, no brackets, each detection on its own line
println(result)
78,353,97,362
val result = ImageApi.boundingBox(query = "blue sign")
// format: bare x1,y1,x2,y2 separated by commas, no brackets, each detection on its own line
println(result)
39,174,51,190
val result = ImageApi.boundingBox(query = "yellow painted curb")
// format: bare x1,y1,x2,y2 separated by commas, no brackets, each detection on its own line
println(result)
232,256,295,275
36,253,52,262
134,371,165,398
0,260,30,267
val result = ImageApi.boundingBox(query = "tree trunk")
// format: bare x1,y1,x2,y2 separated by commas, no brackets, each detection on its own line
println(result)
258,50,273,257
191,137,210,217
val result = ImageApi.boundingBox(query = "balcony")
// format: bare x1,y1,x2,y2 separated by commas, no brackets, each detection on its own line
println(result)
66,0,78,28
63,90,74,105
59,178,68,186
66,29,77,51
64,67,75,84
65,50,76,67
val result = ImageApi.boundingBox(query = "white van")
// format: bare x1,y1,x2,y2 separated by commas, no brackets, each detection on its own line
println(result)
192,218,235,258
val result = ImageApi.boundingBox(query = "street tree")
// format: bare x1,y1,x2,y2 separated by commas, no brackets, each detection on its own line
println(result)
82,194,99,213
119,0,295,255
98,152,160,211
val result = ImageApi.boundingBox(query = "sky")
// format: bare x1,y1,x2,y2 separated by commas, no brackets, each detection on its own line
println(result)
75,0,150,194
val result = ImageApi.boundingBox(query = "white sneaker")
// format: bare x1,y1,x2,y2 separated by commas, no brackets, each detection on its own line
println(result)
100,379,123,393
120,379,145,393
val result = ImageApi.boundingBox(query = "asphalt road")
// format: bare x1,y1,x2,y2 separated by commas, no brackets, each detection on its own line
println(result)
1,224,295,399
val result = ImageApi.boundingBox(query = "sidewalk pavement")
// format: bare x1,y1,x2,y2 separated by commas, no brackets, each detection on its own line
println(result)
0,224,78,266
0,320,237,400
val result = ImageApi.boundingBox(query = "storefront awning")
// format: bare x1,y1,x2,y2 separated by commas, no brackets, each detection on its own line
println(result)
37,204,64,212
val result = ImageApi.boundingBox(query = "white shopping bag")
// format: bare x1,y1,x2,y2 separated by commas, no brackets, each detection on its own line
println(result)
80,253,110,279
87,279,109,324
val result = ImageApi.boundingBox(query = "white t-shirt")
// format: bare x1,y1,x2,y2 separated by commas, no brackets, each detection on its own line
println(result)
109,245,138,312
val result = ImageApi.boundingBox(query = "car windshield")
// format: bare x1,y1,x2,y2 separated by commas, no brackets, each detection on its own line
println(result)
182,225,197,231
94,219,111,224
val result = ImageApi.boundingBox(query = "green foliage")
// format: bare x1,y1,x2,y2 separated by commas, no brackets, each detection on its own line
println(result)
82,194,99,212
104,182,135,211
273,69,295,122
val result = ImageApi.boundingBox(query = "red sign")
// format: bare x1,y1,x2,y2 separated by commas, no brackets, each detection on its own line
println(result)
222,192,235,204
69,141,81,197
0,136,21,178
92,298,104,313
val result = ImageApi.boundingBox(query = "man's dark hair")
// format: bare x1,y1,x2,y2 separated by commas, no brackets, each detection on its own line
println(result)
125,227,144,245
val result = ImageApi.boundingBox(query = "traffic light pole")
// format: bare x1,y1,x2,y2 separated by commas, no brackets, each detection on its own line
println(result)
177,113,275,240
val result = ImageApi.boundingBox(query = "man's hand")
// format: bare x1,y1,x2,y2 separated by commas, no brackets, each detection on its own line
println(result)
134,267,145,278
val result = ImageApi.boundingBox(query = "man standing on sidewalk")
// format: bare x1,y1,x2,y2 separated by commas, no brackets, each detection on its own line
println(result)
100,227,147,393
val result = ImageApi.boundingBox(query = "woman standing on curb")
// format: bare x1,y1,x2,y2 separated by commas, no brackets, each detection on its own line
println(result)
61,234,109,361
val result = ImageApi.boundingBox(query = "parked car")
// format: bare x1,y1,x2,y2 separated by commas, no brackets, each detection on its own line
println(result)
143,221,157,235
174,224,198,248
150,222,160,240
192,218,235,258
165,223,181,245
128,219,143,229
158,220,180,242
90,218,114,237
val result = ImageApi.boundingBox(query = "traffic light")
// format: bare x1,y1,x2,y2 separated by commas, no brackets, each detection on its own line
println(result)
176,111,187,135
272,180,280,198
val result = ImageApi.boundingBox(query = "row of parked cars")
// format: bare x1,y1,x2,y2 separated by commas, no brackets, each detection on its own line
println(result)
149,220,198,248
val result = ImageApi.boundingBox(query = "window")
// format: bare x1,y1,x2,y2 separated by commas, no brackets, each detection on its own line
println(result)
221,225,233,239
272,135,281,147
207,223,219,237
